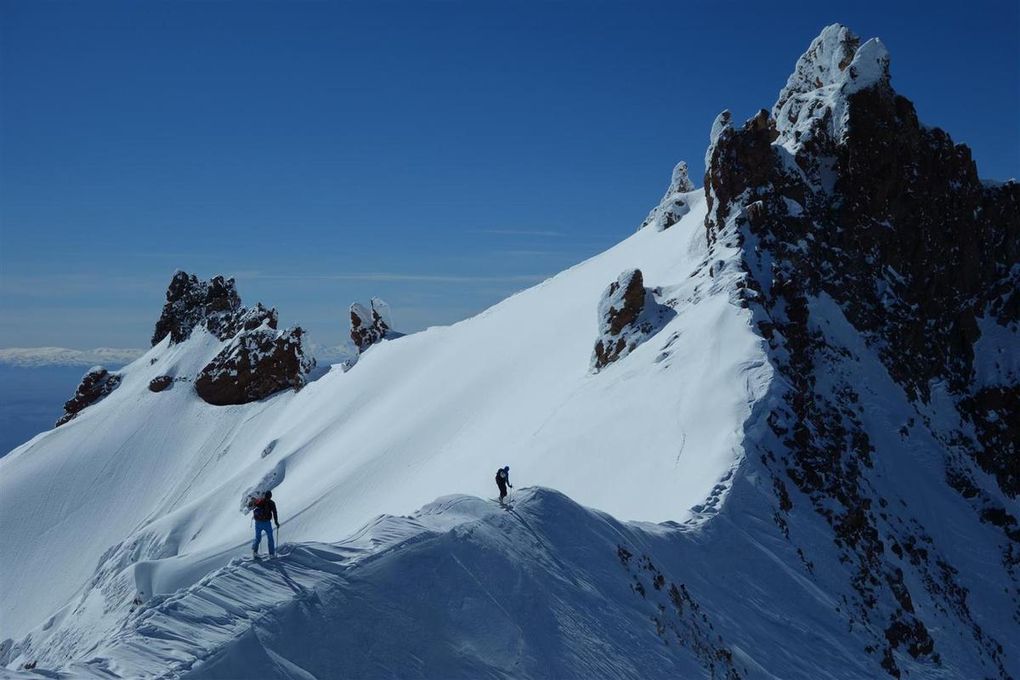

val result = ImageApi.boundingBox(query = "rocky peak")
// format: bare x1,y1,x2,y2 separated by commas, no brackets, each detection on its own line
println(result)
697,24,1019,676
151,271,277,346
772,24,891,161
640,161,696,232
350,298,400,353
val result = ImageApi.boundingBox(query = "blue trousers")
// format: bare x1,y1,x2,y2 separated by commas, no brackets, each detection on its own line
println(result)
253,520,275,555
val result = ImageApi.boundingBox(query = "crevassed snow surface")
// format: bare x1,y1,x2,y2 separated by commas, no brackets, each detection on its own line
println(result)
0,194,771,651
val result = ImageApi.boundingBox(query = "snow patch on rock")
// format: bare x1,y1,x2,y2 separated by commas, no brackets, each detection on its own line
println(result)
773,23,890,154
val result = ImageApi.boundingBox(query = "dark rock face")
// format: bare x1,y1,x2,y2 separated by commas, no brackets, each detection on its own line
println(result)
592,269,674,371
195,327,314,406
350,298,400,353
148,376,173,393
148,271,314,406
151,272,277,346
55,367,121,427
702,24,1018,677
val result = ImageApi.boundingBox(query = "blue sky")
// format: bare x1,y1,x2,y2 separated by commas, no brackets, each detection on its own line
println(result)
2,1,1017,350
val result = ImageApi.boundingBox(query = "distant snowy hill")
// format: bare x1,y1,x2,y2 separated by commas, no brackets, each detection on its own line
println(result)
0,347,145,368
1,24,1016,679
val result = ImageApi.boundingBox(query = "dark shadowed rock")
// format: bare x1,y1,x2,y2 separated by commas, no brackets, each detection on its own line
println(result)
55,367,122,427
194,327,315,406
151,272,277,346
148,376,173,393
592,269,674,371
350,298,402,354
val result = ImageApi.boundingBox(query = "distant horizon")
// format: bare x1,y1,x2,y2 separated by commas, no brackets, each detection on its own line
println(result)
3,1,1018,350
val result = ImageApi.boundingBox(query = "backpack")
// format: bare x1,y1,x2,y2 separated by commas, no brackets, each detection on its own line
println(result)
252,497,272,521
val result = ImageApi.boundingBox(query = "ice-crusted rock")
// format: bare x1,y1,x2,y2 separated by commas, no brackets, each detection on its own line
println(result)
350,298,402,353
194,326,314,406
151,271,277,346
55,366,122,427
591,269,674,371
700,22,1020,676
773,25,890,150
639,161,695,232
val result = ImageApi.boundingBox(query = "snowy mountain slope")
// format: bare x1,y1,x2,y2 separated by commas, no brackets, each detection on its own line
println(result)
0,190,773,658
2,22,1018,679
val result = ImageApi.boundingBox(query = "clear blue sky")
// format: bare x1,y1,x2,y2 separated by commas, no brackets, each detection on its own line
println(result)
2,1,1017,350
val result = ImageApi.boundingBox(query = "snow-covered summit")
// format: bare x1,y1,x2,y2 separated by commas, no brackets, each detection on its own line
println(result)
772,23,890,154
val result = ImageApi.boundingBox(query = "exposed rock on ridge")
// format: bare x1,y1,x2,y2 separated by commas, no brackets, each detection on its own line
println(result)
640,161,695,232
151,271,277,346
55,367,121,427
195,326,314,406
152,271,315,406
350,298,402,354
592,269,674,371
700,23,1018,678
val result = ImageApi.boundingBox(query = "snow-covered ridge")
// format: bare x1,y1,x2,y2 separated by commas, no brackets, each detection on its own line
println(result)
0,347,145,368
2,489,926,679
1,186,775,663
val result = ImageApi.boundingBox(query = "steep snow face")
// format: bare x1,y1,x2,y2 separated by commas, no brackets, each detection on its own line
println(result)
0,190,772,655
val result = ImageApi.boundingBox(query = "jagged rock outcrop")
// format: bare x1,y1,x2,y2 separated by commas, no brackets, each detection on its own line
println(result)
592,269,674,371
701,23,1019,677
350,298,401,353
150,271,315,405
640,161,695,232
55,367,121,427
151,271,277,346
195,327,314,406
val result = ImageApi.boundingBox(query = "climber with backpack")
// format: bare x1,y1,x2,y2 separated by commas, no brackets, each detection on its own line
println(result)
249,490,279,559
495,466,512,506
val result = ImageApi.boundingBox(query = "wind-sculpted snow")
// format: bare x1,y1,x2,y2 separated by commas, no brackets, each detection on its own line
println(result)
0,489,944,679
